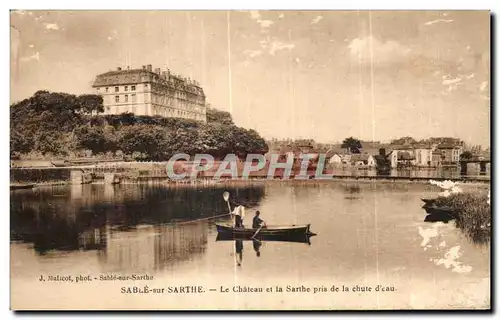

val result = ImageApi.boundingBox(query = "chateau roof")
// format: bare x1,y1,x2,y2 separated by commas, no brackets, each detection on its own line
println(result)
92,67,205,96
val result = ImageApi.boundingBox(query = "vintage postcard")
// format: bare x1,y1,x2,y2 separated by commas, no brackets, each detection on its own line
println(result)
10,10,490,310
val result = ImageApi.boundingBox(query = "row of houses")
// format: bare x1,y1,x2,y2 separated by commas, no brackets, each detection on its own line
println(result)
270,142,469,169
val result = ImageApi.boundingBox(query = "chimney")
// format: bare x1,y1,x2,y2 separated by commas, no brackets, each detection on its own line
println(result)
127,66,130,70
117,67,122,71
142,65,146,70
161,71,168,79
147,64,152,72
379,148,386,157
155,68,161,74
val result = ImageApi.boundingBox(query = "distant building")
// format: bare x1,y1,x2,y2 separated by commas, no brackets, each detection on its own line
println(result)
92,64,207,121
432,150,443,167
350,154,375,167
328,154,342,165
388,145,415,168
413,144,435,167
437,143,463,165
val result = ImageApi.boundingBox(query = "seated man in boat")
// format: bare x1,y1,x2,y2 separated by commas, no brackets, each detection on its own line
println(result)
252,211,266,229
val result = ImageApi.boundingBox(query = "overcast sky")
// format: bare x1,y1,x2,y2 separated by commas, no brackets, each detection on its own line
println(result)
10,10,490,146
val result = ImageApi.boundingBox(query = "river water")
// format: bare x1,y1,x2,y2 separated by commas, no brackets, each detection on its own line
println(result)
10,181,490,310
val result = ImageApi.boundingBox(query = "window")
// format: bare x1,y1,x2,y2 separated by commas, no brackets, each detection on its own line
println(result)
144,84,148,89
131,85,136,91
132,94,136,102
115,95,119,103
125,86,128,92
115,86,119,92
105,87,109,93
125,95,128,102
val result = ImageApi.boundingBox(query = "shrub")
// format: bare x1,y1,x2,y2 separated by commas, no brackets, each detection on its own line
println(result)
434,192,490,243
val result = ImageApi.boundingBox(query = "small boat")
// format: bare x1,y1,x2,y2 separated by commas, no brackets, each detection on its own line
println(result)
10,183,36,190
423,205,455,216
424,213,454,223
216,223,314,238
216,232,314,244
421,198,437,206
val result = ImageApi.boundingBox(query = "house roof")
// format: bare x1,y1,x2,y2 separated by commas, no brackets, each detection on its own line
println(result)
437,143,461,149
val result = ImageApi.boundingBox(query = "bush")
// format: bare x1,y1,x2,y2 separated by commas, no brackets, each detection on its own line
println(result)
434,192,490,243
11,91,269,160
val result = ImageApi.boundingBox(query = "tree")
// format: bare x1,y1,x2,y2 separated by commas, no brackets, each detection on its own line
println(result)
341,137,362,154
117,125,169,161
196,123,233,158
10,129,31,157
163,127,201,157
206,107,234,125
390,136,418,145
460,151,473,160
75,125,117,154
9,91,271,160
77,94,104,115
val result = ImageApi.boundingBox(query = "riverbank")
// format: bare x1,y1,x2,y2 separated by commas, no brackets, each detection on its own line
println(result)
11,174,491,190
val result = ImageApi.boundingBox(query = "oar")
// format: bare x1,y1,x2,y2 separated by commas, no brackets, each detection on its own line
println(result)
223,191,232,214
251,225,263,240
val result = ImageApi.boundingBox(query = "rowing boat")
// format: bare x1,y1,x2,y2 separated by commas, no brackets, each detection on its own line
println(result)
215,232,314,244
216,223,313,238
423,205,455,215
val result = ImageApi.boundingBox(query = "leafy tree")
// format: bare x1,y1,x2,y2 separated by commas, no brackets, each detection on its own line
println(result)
341,137,362,154
206,107,234,125
117,125,169,161
75,125,117,154
164,127,201,157
390,136,418,145
196,123,233,158
10,91,270,160
10,129,31,157
460,151,473,160
33,131,69,155
77,94,104,115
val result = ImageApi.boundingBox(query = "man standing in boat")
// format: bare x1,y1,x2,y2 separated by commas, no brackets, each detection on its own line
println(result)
232,204,245,228
252,211,266,229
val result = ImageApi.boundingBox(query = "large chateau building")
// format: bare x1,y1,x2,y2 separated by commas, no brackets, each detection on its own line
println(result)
92,64,207,122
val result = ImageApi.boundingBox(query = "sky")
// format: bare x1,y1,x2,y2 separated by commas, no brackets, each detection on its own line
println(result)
10,10,490,146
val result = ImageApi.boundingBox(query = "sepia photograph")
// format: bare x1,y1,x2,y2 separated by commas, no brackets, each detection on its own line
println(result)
9,9,491,311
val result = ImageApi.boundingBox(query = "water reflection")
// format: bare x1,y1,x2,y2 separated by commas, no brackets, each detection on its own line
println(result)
253,239,262,257
235,240,243,267
10,184,266,271
99,223,209,272
10,182,490,309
